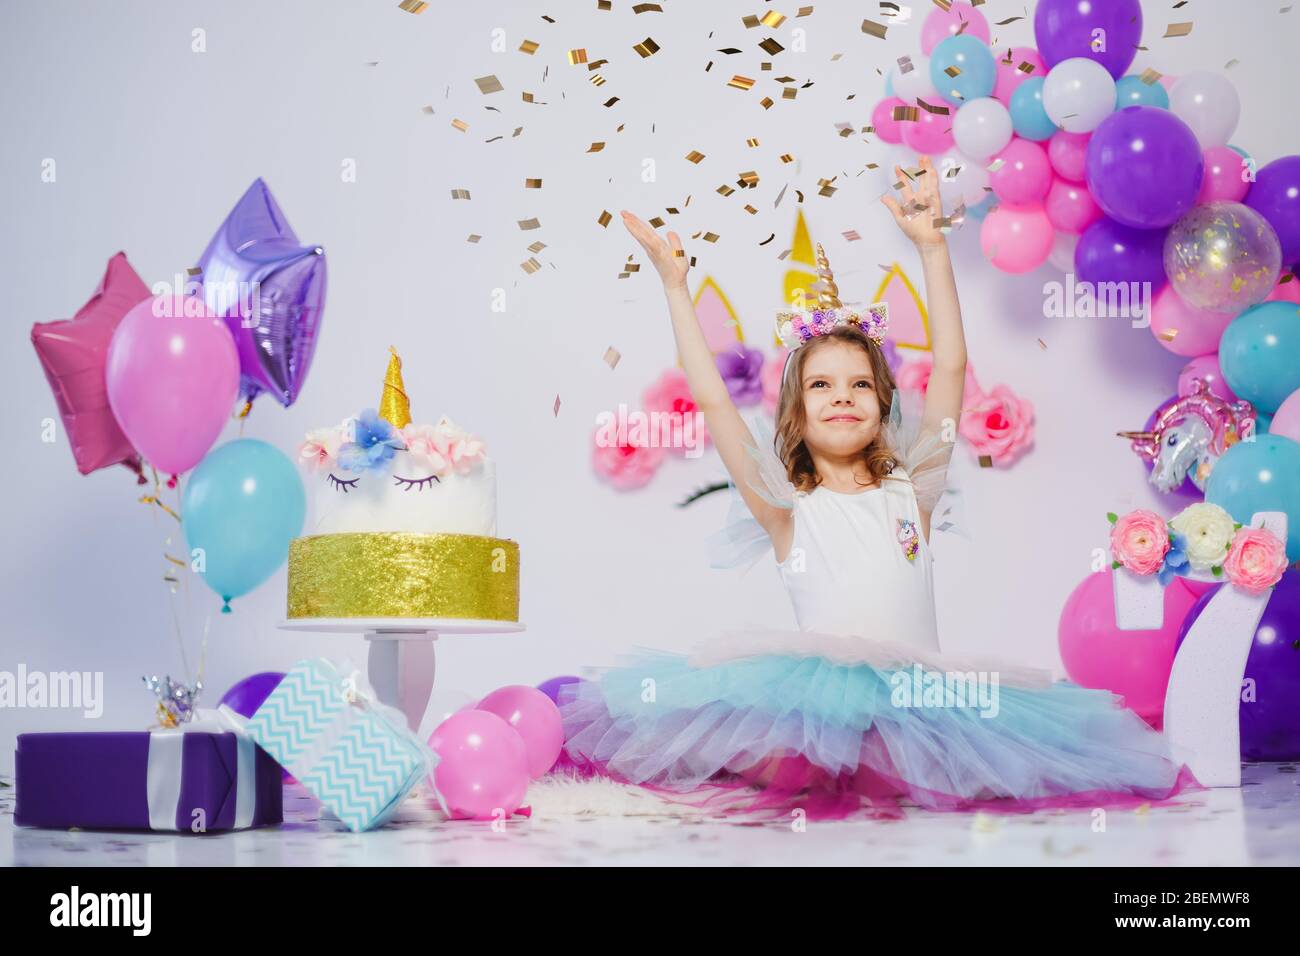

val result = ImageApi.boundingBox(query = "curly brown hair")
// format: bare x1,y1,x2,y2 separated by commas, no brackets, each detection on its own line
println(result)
773,326,904,494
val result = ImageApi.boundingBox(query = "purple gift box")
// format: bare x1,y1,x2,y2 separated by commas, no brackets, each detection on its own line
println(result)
15,729,282,832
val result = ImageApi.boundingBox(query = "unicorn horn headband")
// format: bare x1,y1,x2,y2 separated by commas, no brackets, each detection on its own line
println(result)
776,243,889,350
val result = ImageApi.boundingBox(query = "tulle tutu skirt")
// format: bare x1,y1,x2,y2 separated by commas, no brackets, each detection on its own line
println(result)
556,629,1205,820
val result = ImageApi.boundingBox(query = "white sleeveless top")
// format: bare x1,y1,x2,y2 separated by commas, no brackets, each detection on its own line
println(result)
776,467,940,652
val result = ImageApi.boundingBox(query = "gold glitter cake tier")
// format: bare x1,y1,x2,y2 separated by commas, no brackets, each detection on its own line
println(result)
287,532,519,621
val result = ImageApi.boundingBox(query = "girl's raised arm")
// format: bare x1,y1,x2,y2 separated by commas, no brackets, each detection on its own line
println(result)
621,211,793,552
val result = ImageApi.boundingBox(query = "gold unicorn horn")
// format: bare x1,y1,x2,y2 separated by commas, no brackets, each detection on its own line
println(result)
379,346,412,428
814,243,842,310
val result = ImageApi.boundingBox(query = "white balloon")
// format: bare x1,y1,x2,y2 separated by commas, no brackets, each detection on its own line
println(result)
1048,231,1078,273
890,53,937,101
1042,57,1117,133
952,97,1013,161
936,149,991,210
1169,71,1240,148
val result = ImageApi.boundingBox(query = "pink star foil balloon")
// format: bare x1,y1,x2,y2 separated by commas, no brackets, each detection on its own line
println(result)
30,251,149,478
196,179,326,408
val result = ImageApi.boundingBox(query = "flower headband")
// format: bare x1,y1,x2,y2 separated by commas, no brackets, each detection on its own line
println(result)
775,243,889,350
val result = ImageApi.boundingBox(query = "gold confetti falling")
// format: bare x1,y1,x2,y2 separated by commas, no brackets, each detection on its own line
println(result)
739,170,760,187
862,19,888,38
467,234,481,243
525,178,543,189
760,37,785,55
451,188,471,200
597,210,612,227
553,395,562,417
728,75,756,90
702,232,720,242
759,233,776,245
994,16,1023,25
1017,60,1036,74
1158,328,1179,342
1037,338,1047,350
632,2,664,11
633,37,661,58
918,97,951,115
760,10,788,27
398,0,427,12
717,184,736,196
587,142,606,152
944,65,962,77
686,150,707,164
519,39,539,54
893,105,920,122
843,230,862,241
421,105,435,114
648,216,666,227
475,75,504,95
568,49,589,65
603,96,619,107
1164,22,1193,38
1139,68,1162,85
603,346,622,369
521,257,542,274
517,218,541,230
978,455,993,468
759,96,774,109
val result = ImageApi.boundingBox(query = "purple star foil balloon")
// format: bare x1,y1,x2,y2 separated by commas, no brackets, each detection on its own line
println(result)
197,179,326,407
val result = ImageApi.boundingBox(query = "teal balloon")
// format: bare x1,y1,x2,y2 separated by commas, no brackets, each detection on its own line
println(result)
1205,435,1300,561
182,439,305,611
1259,411,1274,434
930,35,996,105
1115,75,1169,109
1219,302,1300,414
1009,77,1057,141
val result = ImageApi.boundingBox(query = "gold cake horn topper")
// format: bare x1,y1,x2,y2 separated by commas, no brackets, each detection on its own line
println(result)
815,243,842,310
379,346,412,428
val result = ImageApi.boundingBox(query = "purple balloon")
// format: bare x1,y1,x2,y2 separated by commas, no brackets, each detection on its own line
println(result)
1175,570,1300,761
1074,216,1168,290
1086,107,1204,229
219,671,286,718
1244,155,1300,267
536,675,582,706
197,179,326,408
1034,0,1143,78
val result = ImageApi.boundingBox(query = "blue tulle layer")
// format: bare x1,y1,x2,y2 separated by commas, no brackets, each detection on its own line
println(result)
557,647,1202,817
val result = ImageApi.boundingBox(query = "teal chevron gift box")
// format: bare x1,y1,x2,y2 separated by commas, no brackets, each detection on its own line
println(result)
244,658,434,832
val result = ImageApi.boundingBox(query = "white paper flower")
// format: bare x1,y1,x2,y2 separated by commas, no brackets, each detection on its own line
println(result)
1169,502,1236,571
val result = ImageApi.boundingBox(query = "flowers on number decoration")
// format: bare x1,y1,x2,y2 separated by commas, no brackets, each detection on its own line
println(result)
1108,502,1286,593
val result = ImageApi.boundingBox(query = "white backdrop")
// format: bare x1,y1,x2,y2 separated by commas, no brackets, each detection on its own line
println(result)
2,0,1295,768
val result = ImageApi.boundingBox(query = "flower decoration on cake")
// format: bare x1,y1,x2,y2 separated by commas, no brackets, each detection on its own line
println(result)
401,419,487,476
776,244,888,349
1107,502,1285,592
337,408,405,475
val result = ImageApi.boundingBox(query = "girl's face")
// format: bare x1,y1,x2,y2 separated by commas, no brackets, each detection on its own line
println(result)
799,340,883,457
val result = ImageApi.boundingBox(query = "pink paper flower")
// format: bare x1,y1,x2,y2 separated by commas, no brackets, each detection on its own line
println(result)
401,419,487,477
959,382,1035,466
1110,510,1171,575
1223,527,1288,592
761,348,789,414
642,368,711,453
591,425,667,490
896,353,983,402
299,425,346,473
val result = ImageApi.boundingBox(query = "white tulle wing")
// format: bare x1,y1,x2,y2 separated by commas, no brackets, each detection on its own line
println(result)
882,386,960,524
706,414,795,570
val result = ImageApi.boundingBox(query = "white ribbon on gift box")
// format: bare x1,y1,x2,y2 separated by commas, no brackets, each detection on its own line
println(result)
145,704,256,831
278,659,449,822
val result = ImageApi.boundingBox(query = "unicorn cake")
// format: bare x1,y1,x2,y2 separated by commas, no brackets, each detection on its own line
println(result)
286,349,519,621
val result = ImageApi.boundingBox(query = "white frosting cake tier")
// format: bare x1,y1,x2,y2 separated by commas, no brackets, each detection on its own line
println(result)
307,454,496,537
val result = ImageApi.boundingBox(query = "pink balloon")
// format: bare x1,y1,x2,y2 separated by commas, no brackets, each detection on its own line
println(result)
1178,354,1238,403
989,138,1053,204
979,203,1054,273
1044,177,1102,234
105,295,239,475
1058,571,1198,726
1047,130,1090,183
993,46,1045,106
476,685,564,779
1266,279,1300,304
429,710,530,820
1197,146,1251,204
1149,285,1235,357
921,1,991,54
900,108,954,154
1269,389,1300,444
872,97,906,145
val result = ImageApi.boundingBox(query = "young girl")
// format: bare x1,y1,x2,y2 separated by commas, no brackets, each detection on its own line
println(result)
559,156,1202,820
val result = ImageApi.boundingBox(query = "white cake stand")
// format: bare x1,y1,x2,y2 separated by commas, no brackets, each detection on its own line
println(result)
278,617,525,731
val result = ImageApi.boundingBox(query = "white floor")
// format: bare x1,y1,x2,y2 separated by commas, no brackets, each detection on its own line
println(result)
3,763,1297,866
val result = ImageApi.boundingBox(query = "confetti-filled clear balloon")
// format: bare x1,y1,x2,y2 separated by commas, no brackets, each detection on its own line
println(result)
1163,202,1283,314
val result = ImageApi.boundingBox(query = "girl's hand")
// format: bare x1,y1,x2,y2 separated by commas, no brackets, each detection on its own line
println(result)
621,210,689,290
880,155,948,249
